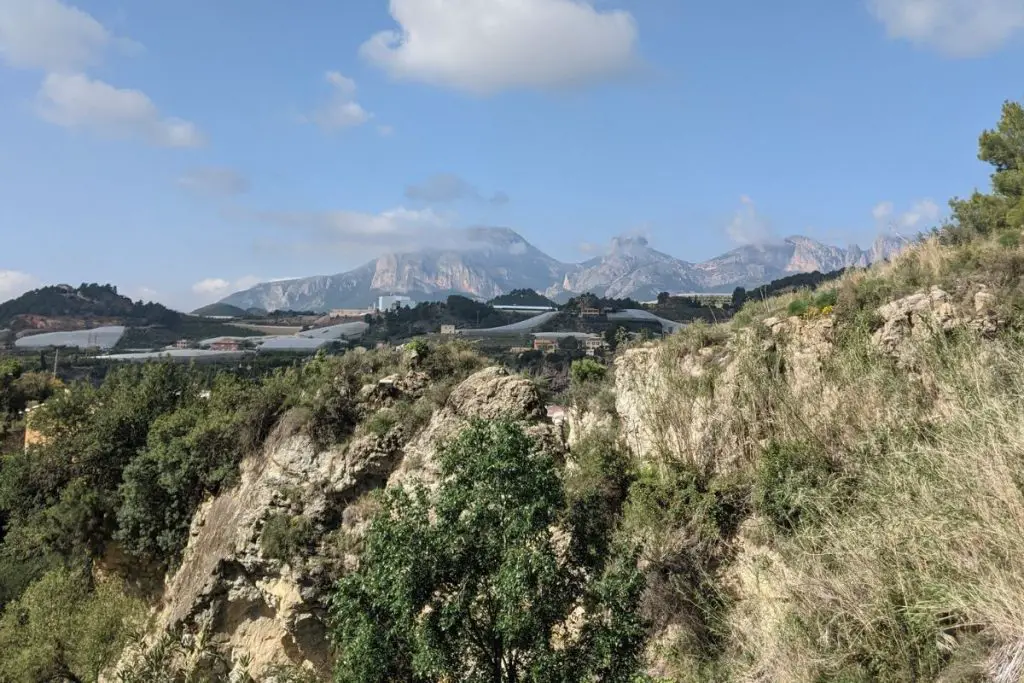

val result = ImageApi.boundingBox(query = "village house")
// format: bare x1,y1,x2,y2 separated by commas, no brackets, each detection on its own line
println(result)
532,338,558,352
440,324,458,336
584,337,608,355
578,306,602,318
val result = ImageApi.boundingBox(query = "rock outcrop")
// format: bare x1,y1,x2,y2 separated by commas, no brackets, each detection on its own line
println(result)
110,366,556,680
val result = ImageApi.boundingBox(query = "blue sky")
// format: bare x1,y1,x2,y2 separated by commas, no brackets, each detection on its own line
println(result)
1,0,1022,310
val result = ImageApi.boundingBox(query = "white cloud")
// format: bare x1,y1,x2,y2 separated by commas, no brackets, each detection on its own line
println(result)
405,173,479,202
360,0,640,94
898,199,942,229
726,196,777,246
0,270,38,302
306,71,372,131
873,198,943,231
872,201,894,221
192,278,231,296
405,173,510,205
37,72,205,147
251,205,471,257
377,124,395,137
0,0,109,71
190,275,297,304
868,0,1024,57
178,167,250,197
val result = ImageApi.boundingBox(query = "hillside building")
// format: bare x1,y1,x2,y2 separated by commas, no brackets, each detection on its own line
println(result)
440,324,458,336
533,338,558,352
579,306,602,318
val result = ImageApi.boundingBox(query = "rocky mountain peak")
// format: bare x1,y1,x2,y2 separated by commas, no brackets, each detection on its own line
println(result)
221,230,908,311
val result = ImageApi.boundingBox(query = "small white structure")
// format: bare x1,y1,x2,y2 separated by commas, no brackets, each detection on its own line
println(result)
377,295,414,311
440,324,458,336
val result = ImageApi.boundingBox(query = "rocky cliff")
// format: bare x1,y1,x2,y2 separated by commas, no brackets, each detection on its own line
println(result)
109,365,562,680
220,229,905,311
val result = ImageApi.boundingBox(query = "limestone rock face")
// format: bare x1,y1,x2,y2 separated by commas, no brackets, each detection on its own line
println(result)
109,366,556,680
871,285,1001,362
390,366,558,488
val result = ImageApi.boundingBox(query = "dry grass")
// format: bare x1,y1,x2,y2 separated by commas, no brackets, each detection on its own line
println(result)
725,331,1024,682
620,233,1024,680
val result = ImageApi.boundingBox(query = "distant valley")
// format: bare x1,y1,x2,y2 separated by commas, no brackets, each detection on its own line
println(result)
220,228,906,312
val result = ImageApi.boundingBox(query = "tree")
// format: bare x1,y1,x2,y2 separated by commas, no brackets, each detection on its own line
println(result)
330,420,647,683
656,291,670,305
731,287,746,309
947,100,1024,240
571,358,608,386
0,568,144,683
557,335,580,352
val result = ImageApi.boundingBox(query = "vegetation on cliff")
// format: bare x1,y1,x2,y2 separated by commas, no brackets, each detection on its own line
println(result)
0,99,1021,682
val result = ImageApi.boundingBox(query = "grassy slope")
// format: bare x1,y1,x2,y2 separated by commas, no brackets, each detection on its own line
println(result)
605,233,1024,681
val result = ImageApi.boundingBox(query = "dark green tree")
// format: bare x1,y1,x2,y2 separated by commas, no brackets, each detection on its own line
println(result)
557,335,581,352
731,287,746,309
947,100,1024,240
330,420,647,683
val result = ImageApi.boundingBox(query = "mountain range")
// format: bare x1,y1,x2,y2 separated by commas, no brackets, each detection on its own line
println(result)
219,228,906,312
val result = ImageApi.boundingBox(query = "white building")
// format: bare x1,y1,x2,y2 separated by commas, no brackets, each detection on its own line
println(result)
377,295,414,312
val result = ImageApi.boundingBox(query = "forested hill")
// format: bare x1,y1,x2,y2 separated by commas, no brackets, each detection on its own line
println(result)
0,284,180,330
487,288,558,307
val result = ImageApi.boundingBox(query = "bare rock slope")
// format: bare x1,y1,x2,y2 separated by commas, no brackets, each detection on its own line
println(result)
111,366,558,680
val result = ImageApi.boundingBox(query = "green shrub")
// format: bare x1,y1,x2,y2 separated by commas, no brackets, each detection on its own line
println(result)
753,440,839,534
363,407,400,436
0,568,144,683
813,289,838,309
787,298,810,317
570,357,608,385
260,512,316,562
330,420,647,683
998,230,1021,248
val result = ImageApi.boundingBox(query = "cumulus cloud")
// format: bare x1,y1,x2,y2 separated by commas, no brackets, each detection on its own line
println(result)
726,196,777,246
868,0,1024,57
0,270,38,302
0,1,203,147
404,173,510,205
191,278,231,296
873,198,943,232
0,0,110,71
36,72,204,147
177,167,250,197
191,275,279,299
304,71,372,131
360,0,640,94
37,73,204,147
245,205,519,260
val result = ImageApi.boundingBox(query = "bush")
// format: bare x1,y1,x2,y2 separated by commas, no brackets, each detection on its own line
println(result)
260,512,316,562
0,568,145,683
753,439,840,534
570,357,608,386
330,420,647,683
813,289,838,309
787,298,810,317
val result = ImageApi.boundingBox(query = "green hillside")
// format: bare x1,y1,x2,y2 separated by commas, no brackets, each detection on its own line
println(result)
0,284,179,330
190,303,249,318
488,288,558,307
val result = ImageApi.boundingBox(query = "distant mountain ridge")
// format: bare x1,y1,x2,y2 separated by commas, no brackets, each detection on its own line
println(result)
220,228,906,312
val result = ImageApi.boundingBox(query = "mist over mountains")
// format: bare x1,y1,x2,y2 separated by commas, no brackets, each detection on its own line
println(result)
220,228,906,311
